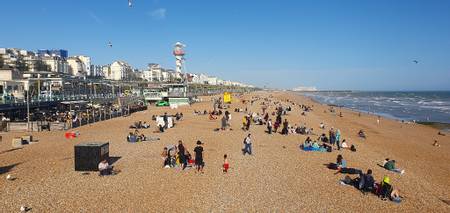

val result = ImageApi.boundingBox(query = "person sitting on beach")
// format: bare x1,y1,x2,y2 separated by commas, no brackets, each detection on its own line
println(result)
318,133,329,143
433,140,440,147
304,137,313,147
127,132,138,143
337,154,347,170
142,122,150,129
383,159,405,174
305,127,314,135
98,159,114,176
377,176,402,203
358,130,366,139
319,122,325,129
341,139,349,149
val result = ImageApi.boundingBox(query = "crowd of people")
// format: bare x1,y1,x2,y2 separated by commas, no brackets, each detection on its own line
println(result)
161,140,205,173
98,92,411,205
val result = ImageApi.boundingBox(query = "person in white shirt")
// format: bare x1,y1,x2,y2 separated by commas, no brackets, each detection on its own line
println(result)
267,119,273,134
98,159,112,176
242,134,253,155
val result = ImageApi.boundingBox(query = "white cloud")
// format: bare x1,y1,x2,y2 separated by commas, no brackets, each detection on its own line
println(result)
149,8,166,20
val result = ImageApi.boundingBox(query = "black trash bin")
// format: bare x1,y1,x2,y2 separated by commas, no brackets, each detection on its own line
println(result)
74,142,109,171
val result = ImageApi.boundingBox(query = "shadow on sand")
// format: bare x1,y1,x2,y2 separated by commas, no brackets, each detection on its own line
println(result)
0,162,22,175
109,156,121,165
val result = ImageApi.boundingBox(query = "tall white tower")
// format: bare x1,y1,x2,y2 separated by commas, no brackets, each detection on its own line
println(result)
173,42,185,74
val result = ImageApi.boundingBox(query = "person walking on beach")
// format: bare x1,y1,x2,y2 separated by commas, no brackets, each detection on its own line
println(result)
163,112,168,129
194,140,204,173
178,140,187,170
267,119,273,134
223,154,229,173
242,134,253,155
245,115,251,131
335,129,341,150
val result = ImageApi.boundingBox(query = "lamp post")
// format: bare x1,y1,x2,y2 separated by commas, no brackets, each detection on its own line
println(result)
26,86,30,131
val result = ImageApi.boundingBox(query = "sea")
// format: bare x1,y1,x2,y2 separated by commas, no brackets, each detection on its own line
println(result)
300,91,450,125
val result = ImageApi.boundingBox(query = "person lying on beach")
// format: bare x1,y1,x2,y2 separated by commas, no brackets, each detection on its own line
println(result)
209,113,217,120
358,169,375,194
141,122,150,129
383,159,405,174
438,131,446,136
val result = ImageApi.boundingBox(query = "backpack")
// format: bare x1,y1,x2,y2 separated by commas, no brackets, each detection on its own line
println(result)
350,145,356,152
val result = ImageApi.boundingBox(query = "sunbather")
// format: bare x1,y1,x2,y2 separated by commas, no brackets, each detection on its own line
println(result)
383,159,405,174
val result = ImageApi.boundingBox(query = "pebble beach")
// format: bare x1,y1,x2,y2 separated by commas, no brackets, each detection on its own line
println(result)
1,91,450,212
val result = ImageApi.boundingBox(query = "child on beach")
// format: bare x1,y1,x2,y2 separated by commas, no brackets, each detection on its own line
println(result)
194,140,205,173
223,154,229,173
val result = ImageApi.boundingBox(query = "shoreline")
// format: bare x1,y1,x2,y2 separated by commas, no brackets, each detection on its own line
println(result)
294,92,450,131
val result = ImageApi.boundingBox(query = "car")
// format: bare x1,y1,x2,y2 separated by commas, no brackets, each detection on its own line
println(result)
156,100,169,107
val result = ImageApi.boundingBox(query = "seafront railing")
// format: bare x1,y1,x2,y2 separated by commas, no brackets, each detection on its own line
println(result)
3,104,147,132
0,94,121,105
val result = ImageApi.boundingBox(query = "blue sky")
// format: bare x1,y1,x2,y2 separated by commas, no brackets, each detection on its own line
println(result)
1,0,450,90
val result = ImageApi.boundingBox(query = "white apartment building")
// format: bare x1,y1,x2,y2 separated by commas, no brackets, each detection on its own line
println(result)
67,57,86,76
42,56,68,73
207,76,218,85
75,55,91,76
106,61,132,80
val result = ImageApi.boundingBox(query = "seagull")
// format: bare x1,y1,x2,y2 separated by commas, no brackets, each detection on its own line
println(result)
107,41,112,47
128,0,132,7
413,60,419,64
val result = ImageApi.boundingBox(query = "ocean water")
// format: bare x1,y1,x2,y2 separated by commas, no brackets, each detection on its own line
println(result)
300,91,450,124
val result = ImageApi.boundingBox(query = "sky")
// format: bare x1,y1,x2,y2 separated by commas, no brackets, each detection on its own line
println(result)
1,0,450,90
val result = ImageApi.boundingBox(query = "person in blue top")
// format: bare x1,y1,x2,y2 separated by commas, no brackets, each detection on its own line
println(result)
335,129,341,150
337,154,346,168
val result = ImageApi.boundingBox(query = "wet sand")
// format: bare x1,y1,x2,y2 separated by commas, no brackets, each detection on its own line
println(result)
1,91,449,212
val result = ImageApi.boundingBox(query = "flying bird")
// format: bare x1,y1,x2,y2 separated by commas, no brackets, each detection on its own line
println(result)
413,60,419,64
107,41,112,47
128,0,132,7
